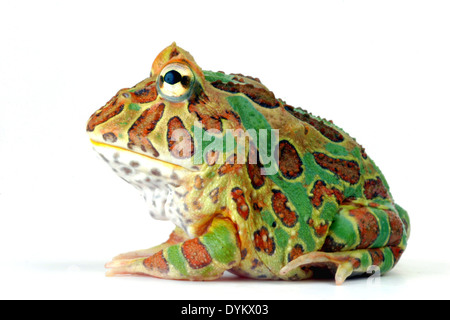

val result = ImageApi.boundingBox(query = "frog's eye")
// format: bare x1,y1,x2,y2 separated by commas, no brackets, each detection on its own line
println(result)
157,63,195,102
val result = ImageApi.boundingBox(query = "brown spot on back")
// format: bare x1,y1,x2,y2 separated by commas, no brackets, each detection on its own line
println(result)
271,190,298,228
231,187,249,220
275,140,303,179
211,80,280,109
285,106,344,142
310,180,344,208
167,116,195,159
246,143,265,189
181,238,212,269
364,177,389,200
127,103,165,157
313,152,360,184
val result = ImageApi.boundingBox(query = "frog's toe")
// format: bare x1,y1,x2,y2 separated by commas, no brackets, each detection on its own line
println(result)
280,252,355,285
105,257,151,277
112,248,157,261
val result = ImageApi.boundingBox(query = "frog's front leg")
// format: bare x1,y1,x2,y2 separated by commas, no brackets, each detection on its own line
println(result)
111,226,189,261
105,218,241,280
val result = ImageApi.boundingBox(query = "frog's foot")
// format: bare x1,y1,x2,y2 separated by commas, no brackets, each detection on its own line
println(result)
112,226,189,261
280,251,359,285
105,255,182,278
280,246,405,285
112,246,167,261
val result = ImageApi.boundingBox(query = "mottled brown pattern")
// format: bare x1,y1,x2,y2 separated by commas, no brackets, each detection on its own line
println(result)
310,180,344,208
313,152,360,184
275,140,303,179
143,251,169,274
253,227,275,255
386,210,404,247
209,187,219,204
102,132,117,143
188,92,241,133
231,187,249,220
194,175,204,190
390,246,404,266
285,105,344,142
169,48,180,59
246,144,265,189
127,103,165,157
288,244,304,262
188,92,222,132
86,94,124,132
349,207,380,249
130,84,158,104
308,219,329,238
211,80,280,109
181,238,212,269
369,248,385,267
218,154,242,176
364,177,389,200
271,190,298,228
205,150,219,166
167,116,195,159
321,235,346,252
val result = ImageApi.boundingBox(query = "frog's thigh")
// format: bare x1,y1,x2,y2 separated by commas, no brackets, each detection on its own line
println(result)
105,218,241,280
280,202,407,284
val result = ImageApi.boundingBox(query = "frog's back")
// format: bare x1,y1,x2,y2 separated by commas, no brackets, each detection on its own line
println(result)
203,70,409,280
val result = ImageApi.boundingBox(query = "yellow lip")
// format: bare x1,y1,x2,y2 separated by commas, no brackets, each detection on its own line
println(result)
90,139,189,171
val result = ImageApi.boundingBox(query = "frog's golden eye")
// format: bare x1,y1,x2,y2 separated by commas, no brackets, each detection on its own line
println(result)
157,63,195,102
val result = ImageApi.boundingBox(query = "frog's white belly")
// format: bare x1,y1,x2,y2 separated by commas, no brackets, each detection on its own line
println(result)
91,141,192,232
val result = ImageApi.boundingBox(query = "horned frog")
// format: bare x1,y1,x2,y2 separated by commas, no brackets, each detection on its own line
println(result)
86,43,410,284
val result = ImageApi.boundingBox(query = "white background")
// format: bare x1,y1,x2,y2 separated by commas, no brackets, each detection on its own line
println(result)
1,0,449,300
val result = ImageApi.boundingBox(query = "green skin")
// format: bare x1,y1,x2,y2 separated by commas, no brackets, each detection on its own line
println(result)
86,44,410,284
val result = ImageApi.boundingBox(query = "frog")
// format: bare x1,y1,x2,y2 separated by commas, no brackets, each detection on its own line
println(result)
86,43,410,284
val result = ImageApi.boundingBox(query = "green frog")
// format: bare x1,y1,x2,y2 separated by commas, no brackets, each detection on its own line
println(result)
86,43,410,284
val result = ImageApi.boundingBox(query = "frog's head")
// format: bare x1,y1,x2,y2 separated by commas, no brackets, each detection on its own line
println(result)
86,43,211,167
86,43,249,230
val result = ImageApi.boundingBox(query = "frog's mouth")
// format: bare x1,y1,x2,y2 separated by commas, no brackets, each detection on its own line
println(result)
90,140,194,224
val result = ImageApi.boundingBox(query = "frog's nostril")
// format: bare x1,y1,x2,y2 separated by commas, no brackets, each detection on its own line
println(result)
122,92,130,98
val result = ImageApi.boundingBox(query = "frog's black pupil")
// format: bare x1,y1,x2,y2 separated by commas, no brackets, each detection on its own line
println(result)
164,70,182,85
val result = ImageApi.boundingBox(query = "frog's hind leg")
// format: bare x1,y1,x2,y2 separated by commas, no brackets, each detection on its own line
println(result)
280,201,409,285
